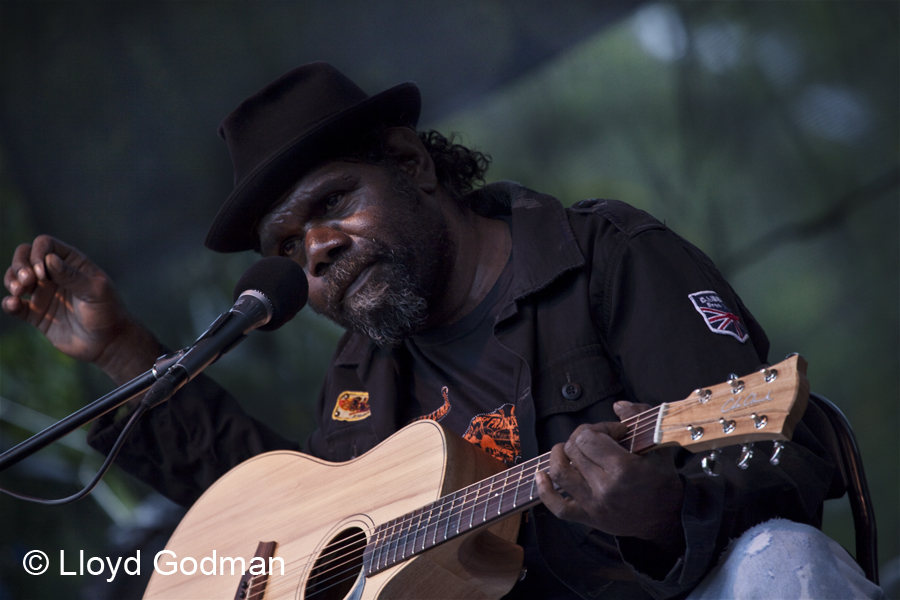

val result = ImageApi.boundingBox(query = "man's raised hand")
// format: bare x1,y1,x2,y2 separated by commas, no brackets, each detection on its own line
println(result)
3,235,161,385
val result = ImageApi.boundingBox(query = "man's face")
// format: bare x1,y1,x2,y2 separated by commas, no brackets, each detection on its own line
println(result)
257,161,455,346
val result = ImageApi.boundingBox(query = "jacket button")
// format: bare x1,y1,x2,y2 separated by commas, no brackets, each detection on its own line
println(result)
562,382,582,400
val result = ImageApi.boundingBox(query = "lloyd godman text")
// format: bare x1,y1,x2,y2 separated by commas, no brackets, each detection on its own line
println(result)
154,550,284,577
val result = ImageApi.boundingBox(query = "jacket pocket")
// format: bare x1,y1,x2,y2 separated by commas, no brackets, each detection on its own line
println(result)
534,344,623,420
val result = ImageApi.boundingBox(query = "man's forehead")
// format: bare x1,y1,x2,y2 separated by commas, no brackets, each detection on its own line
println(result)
260,159,383,225
277,161,367,205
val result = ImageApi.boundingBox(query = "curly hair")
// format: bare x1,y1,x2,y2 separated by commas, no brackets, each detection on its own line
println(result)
416,130,491,199
333,127,491,209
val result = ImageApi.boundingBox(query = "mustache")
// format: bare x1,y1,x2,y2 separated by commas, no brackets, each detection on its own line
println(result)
322,241,394,301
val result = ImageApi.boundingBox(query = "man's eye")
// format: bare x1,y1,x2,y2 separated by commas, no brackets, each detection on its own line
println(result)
281,238,302,257
324,193,343,210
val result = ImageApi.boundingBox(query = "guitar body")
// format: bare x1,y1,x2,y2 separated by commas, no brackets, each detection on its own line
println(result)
143,419,524,600
143,355,809,600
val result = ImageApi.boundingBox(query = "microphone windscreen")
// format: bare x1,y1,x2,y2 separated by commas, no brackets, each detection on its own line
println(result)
234,257,308,331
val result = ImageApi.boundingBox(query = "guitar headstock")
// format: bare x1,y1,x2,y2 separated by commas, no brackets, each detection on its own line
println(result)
655,354,809,453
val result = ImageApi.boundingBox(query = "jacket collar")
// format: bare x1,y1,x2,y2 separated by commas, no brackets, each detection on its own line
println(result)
334,181,584,366
478,181,585,300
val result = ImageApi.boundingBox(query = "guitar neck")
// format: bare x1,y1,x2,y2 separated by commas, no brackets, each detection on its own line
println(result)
363,407,661,575
363,354,809,576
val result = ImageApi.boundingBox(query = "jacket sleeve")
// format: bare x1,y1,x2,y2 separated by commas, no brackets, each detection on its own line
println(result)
87,373,300,507
596,223,835,598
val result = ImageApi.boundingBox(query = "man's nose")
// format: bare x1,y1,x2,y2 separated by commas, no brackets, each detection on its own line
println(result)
305,226,351,277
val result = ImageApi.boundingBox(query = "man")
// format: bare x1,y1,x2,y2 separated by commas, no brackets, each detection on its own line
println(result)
2,63,881,599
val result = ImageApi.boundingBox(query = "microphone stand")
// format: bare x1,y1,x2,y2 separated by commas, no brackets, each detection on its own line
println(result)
0,352,184,473
0,256,305,484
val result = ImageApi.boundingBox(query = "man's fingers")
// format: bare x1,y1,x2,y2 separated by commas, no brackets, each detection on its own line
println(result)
3,267,21,296
613,400,654,421
5,237,67,292
29,234,64,261
6,244,35,293
565,422,628,467
43,253,80,286
28,235,83,281
2,294,27,318
3,236,100,323
27,236,55,281
535,471,589,524
36,249,101,302
547,443,591,497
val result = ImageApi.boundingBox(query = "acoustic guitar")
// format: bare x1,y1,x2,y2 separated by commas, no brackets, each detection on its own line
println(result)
143,354,808,600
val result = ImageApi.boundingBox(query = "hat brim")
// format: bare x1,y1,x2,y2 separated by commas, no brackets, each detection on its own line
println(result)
205,82,421,253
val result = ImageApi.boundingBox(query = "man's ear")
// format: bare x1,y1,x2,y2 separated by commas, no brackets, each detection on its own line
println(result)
383,127,437,193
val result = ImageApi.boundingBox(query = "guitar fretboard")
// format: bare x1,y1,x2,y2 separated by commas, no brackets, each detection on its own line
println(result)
363,407,659,575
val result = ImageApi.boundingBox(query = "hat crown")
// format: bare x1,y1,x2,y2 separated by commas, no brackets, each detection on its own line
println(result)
206,62,420,253
220,62,369,186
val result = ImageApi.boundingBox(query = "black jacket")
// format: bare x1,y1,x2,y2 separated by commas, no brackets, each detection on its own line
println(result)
89,182,835,599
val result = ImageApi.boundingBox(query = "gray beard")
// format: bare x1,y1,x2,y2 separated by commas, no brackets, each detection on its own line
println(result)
309,244,433,347
334,256,428,347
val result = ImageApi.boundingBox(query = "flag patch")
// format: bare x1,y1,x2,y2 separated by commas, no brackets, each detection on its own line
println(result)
688,291,749,343
332,391,371,421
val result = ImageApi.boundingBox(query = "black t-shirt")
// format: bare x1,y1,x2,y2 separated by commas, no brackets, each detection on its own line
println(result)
403,252,521,466
402,248,579,599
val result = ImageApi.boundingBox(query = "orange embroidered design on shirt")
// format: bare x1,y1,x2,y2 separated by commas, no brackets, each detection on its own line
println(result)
332,391,371,422
410,386,452,423
464,404,520,466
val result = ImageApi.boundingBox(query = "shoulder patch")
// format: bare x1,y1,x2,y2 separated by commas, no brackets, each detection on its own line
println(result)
332,391,371,422
688,291,749,343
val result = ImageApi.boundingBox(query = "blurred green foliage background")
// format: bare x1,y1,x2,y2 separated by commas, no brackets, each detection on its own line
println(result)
1,2,897,598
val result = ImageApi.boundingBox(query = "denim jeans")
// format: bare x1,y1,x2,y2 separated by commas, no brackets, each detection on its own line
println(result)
687,519,886,600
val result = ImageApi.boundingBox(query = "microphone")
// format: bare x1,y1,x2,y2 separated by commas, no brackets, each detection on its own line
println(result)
143,257,308,408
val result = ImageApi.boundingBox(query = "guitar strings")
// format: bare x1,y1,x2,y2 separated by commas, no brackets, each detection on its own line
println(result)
262,542,365,599
243,409,663,599
257,411,667,597
243,455,553,598
242,394,756,598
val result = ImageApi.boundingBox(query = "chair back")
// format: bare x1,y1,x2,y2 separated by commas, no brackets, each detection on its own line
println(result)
807,393,879,584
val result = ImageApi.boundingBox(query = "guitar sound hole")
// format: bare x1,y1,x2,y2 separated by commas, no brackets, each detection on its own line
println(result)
305,526,366,600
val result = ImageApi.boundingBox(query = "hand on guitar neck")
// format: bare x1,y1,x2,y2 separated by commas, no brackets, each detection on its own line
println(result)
535,400,686,558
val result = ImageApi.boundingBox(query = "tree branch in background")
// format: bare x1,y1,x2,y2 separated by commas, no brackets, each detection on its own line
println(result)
720,167,900,275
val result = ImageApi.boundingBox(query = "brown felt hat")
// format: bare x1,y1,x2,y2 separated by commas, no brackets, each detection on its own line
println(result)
205,62,421,253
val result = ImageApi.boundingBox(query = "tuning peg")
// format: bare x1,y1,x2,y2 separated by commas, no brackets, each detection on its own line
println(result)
751,413,768,429
759,366,778,382
770,441,785,465
702,449,721,476
727,374,744,393
737,443,755,469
